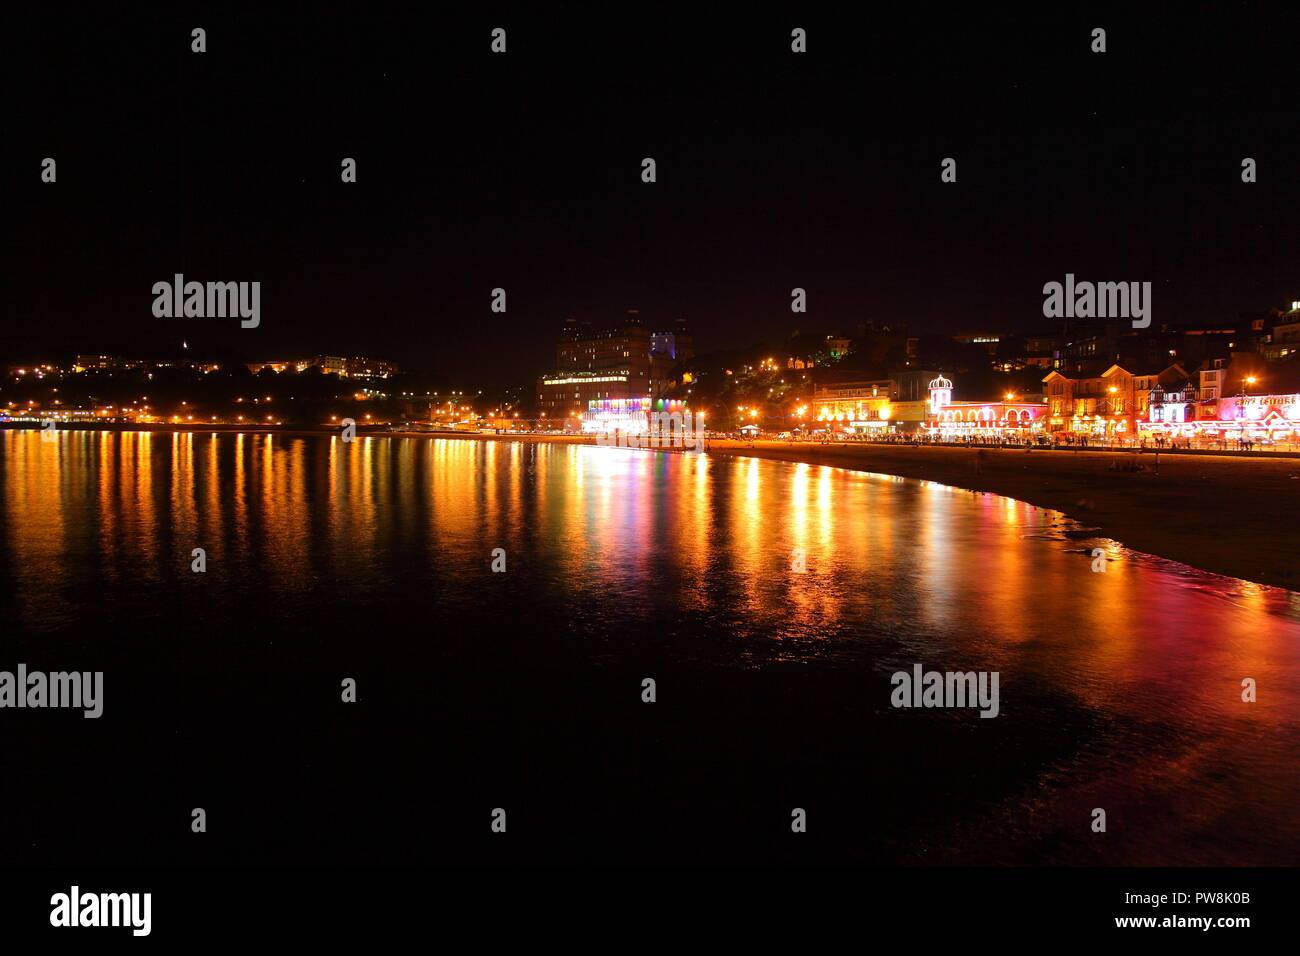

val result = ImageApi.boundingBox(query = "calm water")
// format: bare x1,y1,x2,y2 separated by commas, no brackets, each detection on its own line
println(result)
2,430,1298,865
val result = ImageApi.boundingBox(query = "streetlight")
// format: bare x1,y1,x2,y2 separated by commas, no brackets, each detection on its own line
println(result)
1102,385,1133,439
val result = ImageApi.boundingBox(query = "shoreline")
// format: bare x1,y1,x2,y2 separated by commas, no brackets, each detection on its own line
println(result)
9,425,1297,590
0,423,594,442
703,440,1299,592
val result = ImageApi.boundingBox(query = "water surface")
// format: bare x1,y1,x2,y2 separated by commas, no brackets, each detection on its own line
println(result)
2,431,1297,865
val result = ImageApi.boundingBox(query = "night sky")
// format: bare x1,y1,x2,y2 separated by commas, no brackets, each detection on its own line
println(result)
7,5,1298,386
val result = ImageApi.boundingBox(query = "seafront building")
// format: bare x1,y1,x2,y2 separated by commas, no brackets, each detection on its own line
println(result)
1042,363,1187,436
809,375,1047,437
810,379,900,431
1140,390,1300,441
1040,353,1300,441
536,311,694,427
921,376,1048,437
579,397,694,437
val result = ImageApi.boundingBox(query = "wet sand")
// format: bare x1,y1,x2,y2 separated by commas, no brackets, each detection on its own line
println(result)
705,440,1300,591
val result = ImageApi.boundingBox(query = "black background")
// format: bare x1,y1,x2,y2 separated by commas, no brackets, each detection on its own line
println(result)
6,2,1298,385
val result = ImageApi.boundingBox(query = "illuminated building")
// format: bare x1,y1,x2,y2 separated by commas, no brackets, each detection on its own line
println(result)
537,311,692,426
928,375,952,414
581,397,652,435
581,397,692,437
650,319,695,398
74,355,143,371
1197,360,1227,410
344,357,399,379
245,356,397,378
1261,305,1300,361
811,375,1045,436
1140,392,1300,440
1018,335,1063,370
923,375,1047,436
954,332,1003,356
68,355,220,375
302,356,346,375
823,336,852,361
650,320,694,362
246,360,299,374
1147,379,1199,424
812,380,896,432
1042,363,1186,435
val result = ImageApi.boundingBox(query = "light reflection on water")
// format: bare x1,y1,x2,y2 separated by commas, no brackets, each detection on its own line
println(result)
2,430,1298,863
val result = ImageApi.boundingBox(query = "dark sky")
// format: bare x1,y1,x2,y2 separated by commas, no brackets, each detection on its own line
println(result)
7,4,1298,386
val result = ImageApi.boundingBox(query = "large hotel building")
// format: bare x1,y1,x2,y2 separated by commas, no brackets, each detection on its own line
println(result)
536,310,693,425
